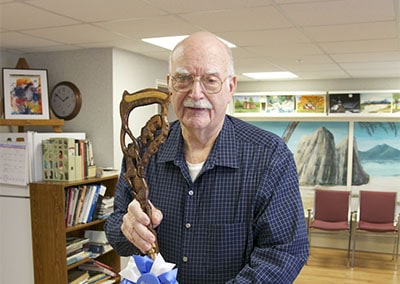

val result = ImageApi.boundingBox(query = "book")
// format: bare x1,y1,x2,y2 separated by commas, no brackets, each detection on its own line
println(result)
96,196,114,219
75,154,83,180
68,269,90,284
79,185,95,224
86,184,101,222
87,272,110,283
91,185,107,221
74,185,88,225
65,187,73,226
66,250,90,266
42,137,77,181
67,187,80,227
85,242,113,255
78,259,117,277
66,237,90,255
81,185,96,223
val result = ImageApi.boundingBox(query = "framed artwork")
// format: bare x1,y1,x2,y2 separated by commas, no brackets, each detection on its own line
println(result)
266,95,295,113
329,93,360,114
2,68,50,119
393,93,400,113
360,92,392,114
295,94,326,114
233,94,263,113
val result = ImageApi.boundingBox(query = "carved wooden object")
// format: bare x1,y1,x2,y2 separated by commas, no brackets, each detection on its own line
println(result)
120,88,170,260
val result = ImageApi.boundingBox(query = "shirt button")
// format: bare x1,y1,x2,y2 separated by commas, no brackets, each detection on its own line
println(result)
182,256,188,262
188,190,194,196
185,223,191,229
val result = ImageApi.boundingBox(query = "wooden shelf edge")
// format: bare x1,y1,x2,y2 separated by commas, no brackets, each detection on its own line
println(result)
0,118,64,126
0,118,64,132
31,173,119,187
65,219,105,233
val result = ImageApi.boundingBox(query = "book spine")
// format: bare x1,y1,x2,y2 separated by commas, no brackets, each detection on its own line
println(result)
87,184,100,222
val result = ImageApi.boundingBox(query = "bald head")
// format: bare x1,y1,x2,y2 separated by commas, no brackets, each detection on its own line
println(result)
169,32,235,76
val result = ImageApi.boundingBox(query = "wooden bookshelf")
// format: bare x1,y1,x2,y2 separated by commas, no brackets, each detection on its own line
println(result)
30,174,120,284
0,118,64,132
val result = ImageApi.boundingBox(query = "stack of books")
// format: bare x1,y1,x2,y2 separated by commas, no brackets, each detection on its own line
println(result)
68,269,90,284
96,196,114,220
66,237,90,266
42,137,96,181
78,260,117,282
64,184,108,227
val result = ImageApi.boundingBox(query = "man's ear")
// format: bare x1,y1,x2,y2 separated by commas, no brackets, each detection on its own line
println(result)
229,75,237,97
166,74,173,94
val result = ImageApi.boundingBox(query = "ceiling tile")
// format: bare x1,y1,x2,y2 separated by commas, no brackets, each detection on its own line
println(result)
219,29,311,46
0,2,79,30
95,16,197,38
320,39,399,53
180,6,293,32
145,0,274,13
280,0,395,26
303,21,397,42
29,0,166,22
331,51,400,63
27,24,128,44
245,42,324,57
0,31,62,48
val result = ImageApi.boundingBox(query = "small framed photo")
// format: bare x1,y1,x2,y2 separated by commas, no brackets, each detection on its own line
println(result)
2,68,50,119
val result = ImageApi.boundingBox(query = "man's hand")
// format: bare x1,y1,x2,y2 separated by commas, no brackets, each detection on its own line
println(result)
121,199,163,254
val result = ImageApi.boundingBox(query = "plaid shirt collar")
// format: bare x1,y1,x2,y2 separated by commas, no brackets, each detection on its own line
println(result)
157,115,239,170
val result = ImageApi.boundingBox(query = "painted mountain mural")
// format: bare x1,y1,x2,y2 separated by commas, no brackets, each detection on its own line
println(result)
294,126,369,186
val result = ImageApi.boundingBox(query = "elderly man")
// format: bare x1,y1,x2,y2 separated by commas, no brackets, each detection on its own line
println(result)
105,31,309,283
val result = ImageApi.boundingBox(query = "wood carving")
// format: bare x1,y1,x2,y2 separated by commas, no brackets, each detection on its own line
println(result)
120,88,170,260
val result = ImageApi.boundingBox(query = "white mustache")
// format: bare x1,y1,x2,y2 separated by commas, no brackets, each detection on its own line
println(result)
183,98,213,109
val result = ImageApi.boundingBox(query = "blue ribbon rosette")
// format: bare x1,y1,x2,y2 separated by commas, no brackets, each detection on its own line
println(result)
120,254,178,284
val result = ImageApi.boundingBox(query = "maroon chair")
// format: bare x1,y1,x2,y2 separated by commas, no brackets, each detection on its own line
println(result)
307,189,353,266
351,190,400,270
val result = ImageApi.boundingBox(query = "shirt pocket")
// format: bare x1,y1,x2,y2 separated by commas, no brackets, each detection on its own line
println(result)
203,222,248,273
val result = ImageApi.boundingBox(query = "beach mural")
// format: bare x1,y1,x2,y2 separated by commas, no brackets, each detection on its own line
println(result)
352,122,400,193
249,121,400,212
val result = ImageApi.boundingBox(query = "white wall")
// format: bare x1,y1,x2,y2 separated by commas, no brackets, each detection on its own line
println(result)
112,48,168,169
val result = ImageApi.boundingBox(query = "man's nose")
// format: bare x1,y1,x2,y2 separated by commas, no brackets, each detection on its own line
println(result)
189,77,205,97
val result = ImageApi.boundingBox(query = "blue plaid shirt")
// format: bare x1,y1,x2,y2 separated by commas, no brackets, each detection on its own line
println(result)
105,115,309,283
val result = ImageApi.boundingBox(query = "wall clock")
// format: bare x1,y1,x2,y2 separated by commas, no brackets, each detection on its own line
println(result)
50,81,82,120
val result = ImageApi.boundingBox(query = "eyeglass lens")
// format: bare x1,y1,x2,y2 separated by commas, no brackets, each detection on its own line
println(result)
172,74,225,94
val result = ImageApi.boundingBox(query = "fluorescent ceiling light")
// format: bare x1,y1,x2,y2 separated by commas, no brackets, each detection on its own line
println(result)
242,72,298,80
142,35,236,50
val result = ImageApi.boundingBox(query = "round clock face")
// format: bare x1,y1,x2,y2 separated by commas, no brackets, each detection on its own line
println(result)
50,81,82,120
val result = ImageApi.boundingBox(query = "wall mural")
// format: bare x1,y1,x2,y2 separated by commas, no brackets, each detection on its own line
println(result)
249,121,400,212
352,122,400,195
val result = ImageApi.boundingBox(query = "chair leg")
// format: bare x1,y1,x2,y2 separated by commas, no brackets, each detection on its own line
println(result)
394,231,399,271
351,212,357,268
347,227,352,267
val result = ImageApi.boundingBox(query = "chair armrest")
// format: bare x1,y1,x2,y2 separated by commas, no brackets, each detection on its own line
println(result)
307,208,313,227
350,210,357,221
307,208,313,218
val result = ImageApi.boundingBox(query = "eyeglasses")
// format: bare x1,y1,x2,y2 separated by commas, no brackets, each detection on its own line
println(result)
171,74,230,94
